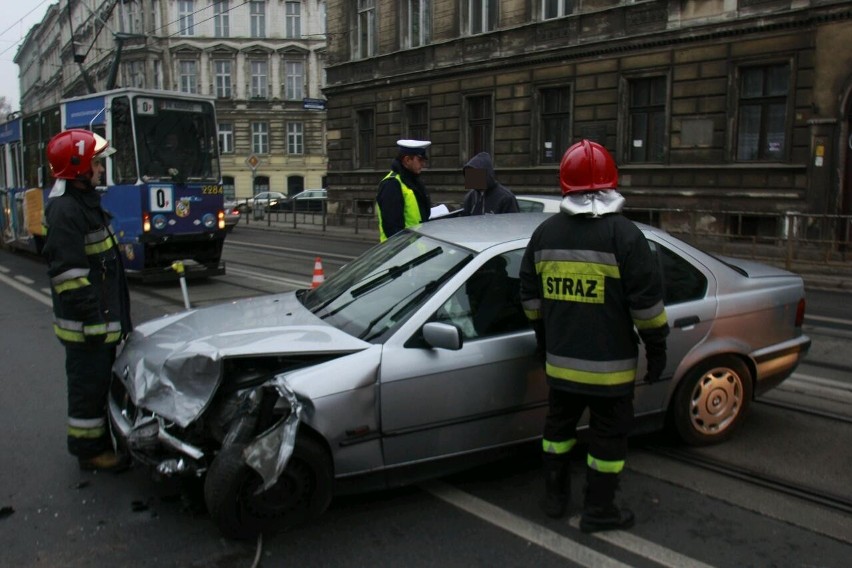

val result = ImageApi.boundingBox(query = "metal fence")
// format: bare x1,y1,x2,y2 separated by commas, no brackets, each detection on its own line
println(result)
237,199,852,273
624,208,852,273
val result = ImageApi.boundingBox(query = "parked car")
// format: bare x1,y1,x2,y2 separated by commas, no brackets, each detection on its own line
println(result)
516,194,562,213
223,200,241,231
109,213,810,538
236,191,289,212
288,189,327,212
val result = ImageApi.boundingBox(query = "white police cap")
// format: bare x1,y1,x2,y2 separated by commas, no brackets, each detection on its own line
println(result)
397,139,431,158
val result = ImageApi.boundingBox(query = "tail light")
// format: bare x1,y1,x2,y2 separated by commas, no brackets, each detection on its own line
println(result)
795,298,806,327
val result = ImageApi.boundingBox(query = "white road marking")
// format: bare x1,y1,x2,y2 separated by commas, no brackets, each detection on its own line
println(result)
567,516,716,568
423,481,716,568
0,271,51,307
0,265,9,273
805,314,852,326
14,274,34,285
226,266,309,288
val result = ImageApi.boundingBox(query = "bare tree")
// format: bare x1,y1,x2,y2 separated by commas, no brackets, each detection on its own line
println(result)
0,96,13,119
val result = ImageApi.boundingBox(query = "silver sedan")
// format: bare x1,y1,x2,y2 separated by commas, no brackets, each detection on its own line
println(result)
109,213,810,538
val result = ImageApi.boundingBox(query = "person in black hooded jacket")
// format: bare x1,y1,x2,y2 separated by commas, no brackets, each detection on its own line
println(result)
461,152,519,216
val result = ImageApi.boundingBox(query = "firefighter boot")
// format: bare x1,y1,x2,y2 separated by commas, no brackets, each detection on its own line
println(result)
540,454,570,519
579,468,634,533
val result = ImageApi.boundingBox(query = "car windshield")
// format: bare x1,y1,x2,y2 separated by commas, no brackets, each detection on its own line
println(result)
301,232,473,341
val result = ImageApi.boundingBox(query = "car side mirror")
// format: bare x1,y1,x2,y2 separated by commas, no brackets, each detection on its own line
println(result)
422,322,463,351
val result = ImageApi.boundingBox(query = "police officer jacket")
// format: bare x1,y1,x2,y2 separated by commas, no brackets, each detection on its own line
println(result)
376,158,431,241
519,196,668,397
43,184,132,348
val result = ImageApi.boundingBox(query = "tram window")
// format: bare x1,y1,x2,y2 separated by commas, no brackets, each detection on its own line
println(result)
111,97,138,184
135,97,219,182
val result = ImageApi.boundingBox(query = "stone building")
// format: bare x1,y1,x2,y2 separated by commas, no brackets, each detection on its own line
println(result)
14,0,329,200
323,0,852,236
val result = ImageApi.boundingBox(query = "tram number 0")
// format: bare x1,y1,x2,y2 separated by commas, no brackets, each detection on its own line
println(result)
149,186,174,213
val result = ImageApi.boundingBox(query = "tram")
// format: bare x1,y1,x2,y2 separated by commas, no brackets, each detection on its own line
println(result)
0,88,226,281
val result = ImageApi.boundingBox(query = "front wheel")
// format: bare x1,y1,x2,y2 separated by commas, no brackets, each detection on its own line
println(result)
204,435,333,540
671,356,752,446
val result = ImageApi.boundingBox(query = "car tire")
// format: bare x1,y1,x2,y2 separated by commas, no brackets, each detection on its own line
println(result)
203,435,333,540
671,355,752,446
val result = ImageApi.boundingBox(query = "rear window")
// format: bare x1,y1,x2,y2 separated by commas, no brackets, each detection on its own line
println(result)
650,241,708,305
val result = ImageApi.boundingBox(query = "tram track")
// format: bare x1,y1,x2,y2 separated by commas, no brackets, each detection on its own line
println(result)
642,445,852,516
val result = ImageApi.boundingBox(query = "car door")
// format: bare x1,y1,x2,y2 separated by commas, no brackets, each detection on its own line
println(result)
633,235,718,417
379,248,548,467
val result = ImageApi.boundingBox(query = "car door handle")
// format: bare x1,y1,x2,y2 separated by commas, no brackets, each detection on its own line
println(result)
674,315,700,328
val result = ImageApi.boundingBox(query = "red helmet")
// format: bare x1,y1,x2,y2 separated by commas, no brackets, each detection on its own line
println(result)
46,129,115,180
559,140,618,195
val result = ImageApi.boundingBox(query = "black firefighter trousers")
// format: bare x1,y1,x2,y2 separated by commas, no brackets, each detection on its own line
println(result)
65,345,116,459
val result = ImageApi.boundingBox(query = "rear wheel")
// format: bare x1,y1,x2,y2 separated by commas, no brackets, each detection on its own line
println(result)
204,435,332,540
671,356,752,446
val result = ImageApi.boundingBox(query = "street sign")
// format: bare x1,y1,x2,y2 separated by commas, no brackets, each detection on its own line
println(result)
245,154,261,170
303,98,327,111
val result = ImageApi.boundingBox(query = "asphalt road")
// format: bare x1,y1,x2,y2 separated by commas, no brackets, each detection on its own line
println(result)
1,233,851,567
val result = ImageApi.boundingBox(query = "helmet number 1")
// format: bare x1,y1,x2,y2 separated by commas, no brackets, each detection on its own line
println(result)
75,140,86,155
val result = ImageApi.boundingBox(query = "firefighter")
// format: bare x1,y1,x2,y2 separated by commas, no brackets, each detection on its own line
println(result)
376,139,432,241
43,129,132,471
519,140,669,532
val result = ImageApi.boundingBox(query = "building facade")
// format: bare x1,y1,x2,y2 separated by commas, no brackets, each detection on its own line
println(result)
15,0,328,200
323,0,852,236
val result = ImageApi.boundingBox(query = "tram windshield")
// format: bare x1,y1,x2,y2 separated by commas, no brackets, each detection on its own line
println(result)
133,96,220,182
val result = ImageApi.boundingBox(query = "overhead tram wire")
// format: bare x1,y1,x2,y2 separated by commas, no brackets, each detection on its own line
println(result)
0,0,53,59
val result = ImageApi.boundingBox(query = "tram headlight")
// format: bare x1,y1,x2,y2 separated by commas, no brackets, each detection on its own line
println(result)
202,213,216,229
152,214,167,230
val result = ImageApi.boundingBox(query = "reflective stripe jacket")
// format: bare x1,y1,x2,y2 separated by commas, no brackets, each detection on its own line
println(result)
43,185,132,348
519,210,668,397
376,159,431,241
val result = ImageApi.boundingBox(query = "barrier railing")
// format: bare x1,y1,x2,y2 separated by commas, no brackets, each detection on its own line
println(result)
234,199,852,272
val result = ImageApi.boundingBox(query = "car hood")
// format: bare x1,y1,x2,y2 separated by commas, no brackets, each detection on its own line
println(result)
114,292,370,427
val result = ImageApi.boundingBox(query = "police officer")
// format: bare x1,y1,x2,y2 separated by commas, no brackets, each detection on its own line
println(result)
519,140,669,532
376,139,432,241
43,129,132,471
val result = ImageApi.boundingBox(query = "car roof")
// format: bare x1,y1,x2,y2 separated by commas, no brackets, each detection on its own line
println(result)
410,213,551,252
411,212,662,253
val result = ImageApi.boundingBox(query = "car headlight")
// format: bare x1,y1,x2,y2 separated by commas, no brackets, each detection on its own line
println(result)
202,213,216,228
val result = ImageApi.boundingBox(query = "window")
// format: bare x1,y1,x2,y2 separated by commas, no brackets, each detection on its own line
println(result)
153,60,162,90
285,1,302,38
542,0,573,19
356,0,376,59
467,95,492,157
405,102,429,140
736,64,790,162
433,250,528,340
121,0,142,34
287,122,304,155
250,1,266,38
122,60,145,89
539,86,571,163
178,0,194,36
627,76,667,163
214,0,230,37
222,176,235,199
356,109,374,168
287,175,304,196
179,60,198,93
254,175,270,194
251,60,268,98
218,123,234,154
214,60,232,98
252,122,269,154
284,60,304,100
648,241,707,306
402,0,430,48
467,0,497,35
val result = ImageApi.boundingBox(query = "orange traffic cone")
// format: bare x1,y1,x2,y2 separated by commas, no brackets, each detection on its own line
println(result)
311,256,325,288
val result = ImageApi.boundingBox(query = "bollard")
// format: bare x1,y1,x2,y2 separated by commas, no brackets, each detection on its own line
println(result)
171,261,192,310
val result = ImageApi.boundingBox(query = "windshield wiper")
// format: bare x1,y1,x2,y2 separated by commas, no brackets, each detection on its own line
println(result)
350,247,443,298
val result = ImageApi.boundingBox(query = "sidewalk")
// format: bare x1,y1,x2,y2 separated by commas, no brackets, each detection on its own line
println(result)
234,216,852,293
